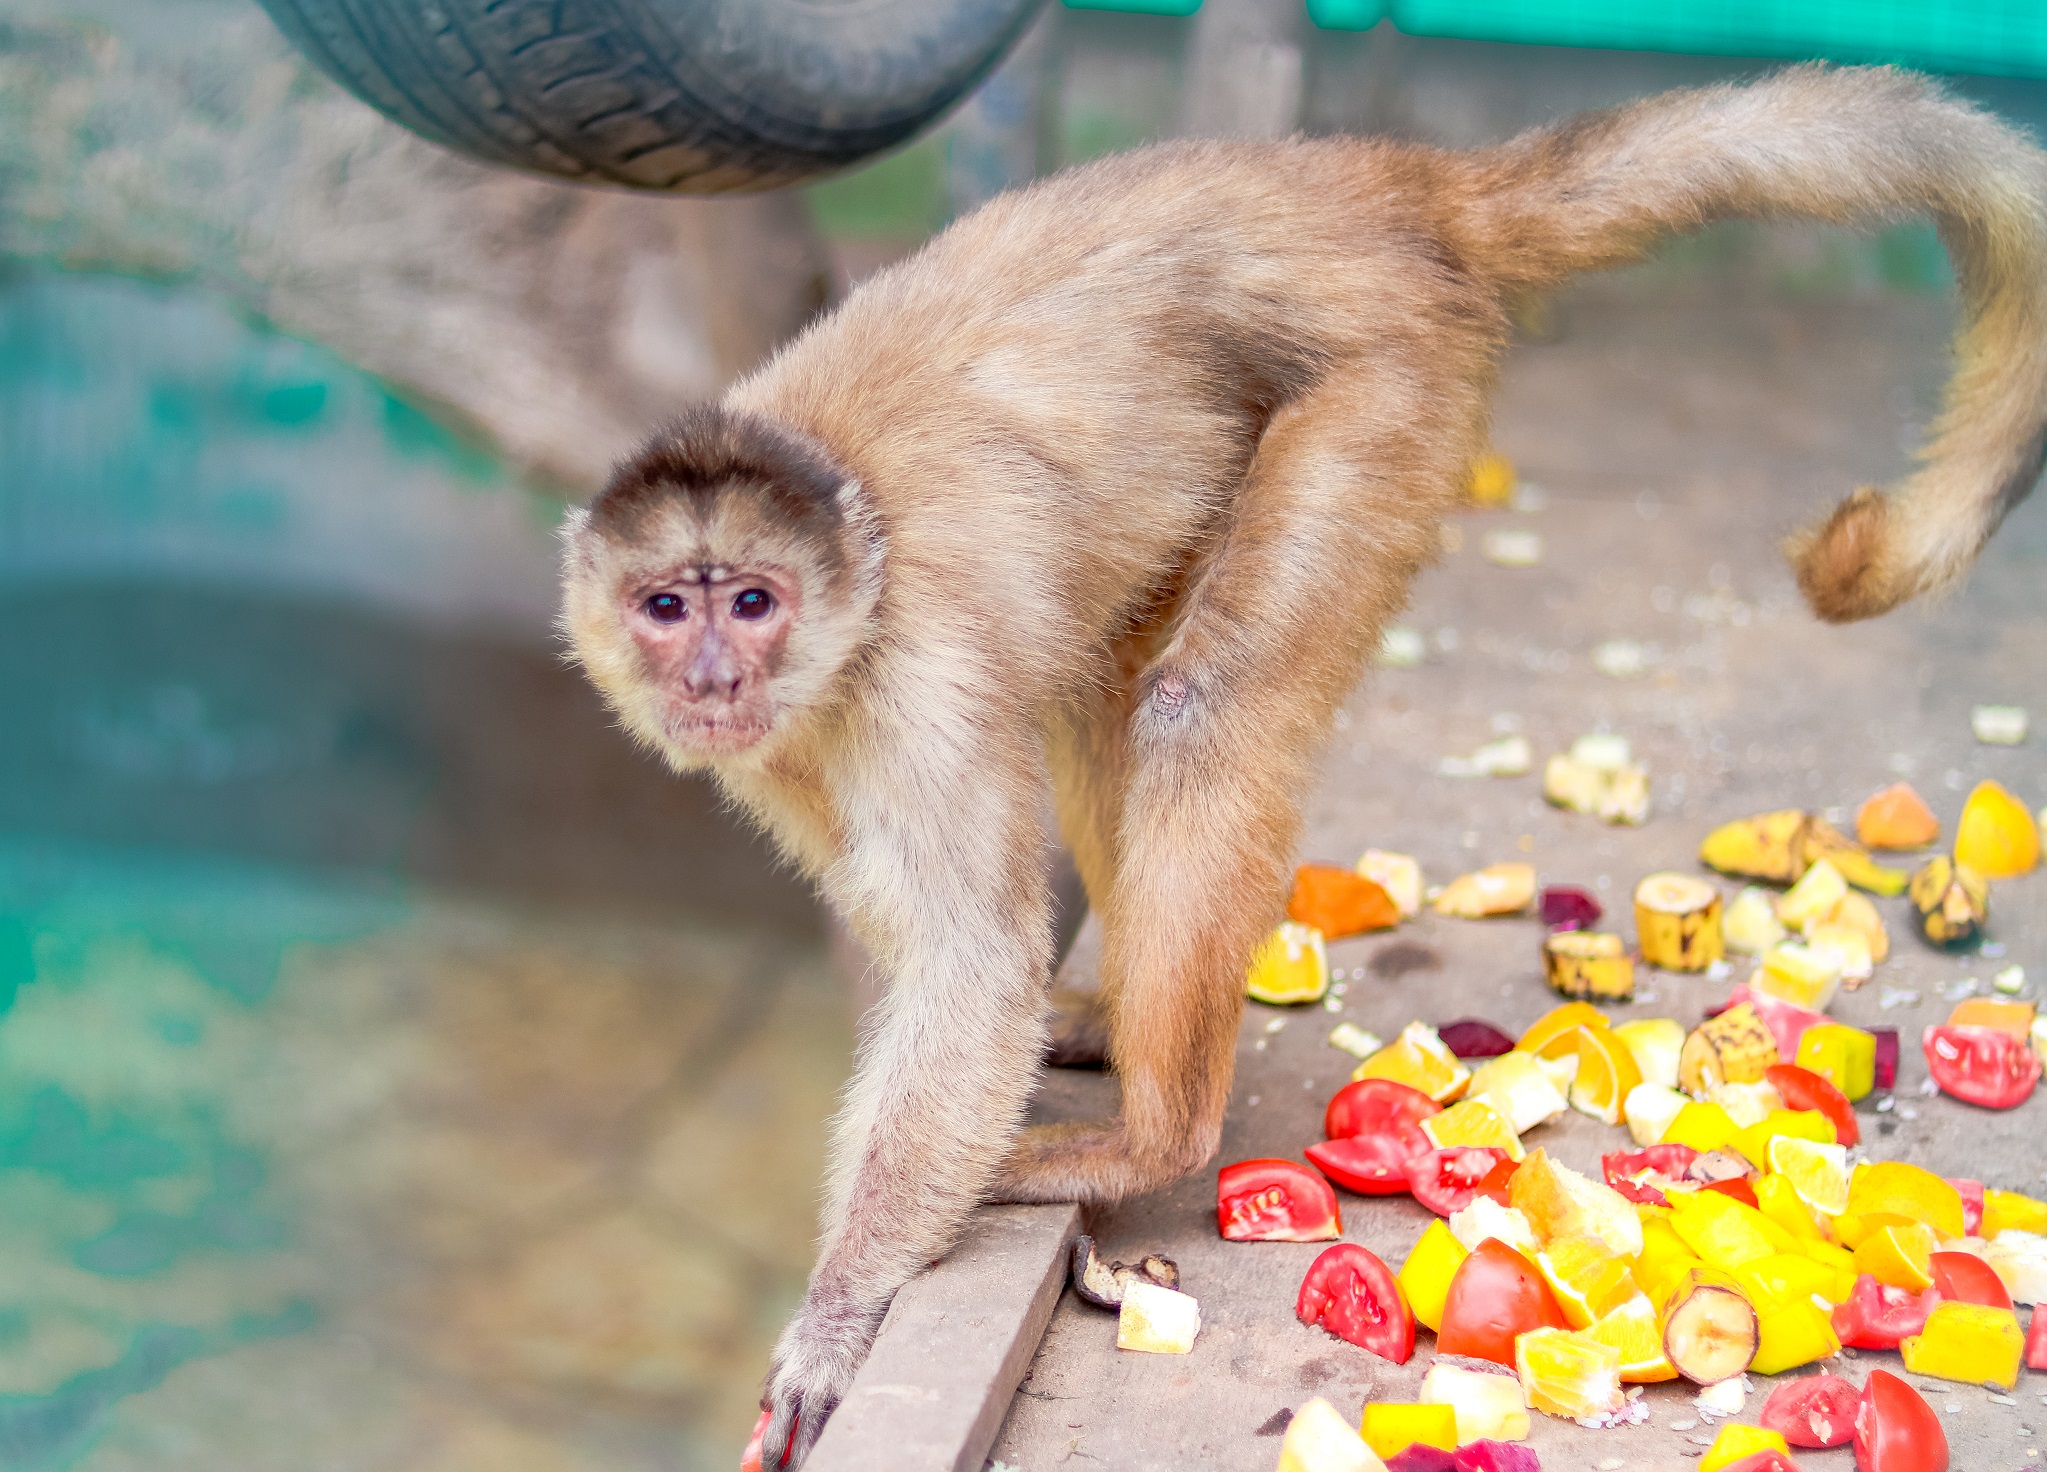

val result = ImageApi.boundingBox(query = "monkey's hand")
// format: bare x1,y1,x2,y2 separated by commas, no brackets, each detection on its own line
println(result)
759,1283,885,1469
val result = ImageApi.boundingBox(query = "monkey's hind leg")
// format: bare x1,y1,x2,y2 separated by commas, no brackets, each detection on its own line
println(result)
997,371,1463,1204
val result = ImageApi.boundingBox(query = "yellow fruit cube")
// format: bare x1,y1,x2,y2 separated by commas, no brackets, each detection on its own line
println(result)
1745,1287,1842,1374
1277,1397,1381,1472
1623,1082,1690,1146
1900,1300,2025,1389
1661,1101,1741,1154
1116,1281,1201,1353
1849,1161,1966,1240
1754,942,1842,1012
1668,1188,1780,1270
1731,1109,1835,1172
1806,922,1874,982
1753,1173,1826,1242
1467,1051,1569,1134
1721,886,1788,954
1776,856,1849,930
1985,1188,2047,1238
1247,922,1328,1004
1700,1424,1791,1472
1613,1018,1685,1090
1359,1403,1456,1460
1794,1022,1878,1101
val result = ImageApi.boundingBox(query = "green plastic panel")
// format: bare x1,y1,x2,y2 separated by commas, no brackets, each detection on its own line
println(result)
1066,0,2047,79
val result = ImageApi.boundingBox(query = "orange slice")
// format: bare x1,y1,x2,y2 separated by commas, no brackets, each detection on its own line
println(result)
1586,1293,1679,1382
1517,1001,1609,1055
1854,1222,1937,1291
1354,1021,1470,1103
1423,1096,1525,1161
1537,1235,1639,1329
1768,1136,1851,1217
1514,1326,1625,1419
1566,1024,1643,1125
1245,922,1328,1005
1954,779,2041,879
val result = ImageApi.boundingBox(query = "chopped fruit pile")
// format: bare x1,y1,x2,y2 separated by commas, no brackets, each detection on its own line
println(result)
1219,773,2042,1471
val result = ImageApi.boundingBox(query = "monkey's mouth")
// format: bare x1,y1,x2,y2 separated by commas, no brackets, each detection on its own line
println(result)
662,707,773,756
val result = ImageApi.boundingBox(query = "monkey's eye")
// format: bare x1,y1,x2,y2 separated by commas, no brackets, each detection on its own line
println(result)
731,588,775,621
645,592,687,623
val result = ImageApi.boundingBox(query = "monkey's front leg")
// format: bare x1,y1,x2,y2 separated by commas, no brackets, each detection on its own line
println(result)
760,793,1054,1467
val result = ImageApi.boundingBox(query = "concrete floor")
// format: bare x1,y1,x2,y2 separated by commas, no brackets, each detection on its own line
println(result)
993,282,2047,1471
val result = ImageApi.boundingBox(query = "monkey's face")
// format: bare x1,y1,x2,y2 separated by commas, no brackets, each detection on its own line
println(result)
618,561,803,757
561,407,882,771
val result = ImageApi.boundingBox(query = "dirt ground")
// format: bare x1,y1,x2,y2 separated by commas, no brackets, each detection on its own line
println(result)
993,281,2047,1471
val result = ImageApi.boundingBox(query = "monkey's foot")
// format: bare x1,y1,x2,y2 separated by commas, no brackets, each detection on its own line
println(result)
992,1121,1209,1204
760,1288,884,1470
1042,987,1109,1069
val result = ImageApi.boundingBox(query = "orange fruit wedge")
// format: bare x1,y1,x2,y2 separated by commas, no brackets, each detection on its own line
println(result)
1586,1292,1679,1382
1537,1235,1639,1329
1857,781,1940,850
1245,922,1328,1004
1423,1096,1525,1161
1768,1136,1851,1217
1517,1001,1609,1055
1854,1222,1937,1291
1354,1021,1471,1103
1954,779,2041,879
1514,1326,1625,1419
1566,1024,1643,1125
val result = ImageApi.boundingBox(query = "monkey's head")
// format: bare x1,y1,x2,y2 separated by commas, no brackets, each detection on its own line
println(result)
560,405,883,768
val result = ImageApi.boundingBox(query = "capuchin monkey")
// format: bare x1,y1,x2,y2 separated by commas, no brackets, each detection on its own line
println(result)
561,66,2047,1465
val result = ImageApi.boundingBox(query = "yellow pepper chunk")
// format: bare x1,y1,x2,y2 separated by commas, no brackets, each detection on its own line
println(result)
1794,1021,1878,1100
1668,1189,1780,1270
1848,1161,1966,1241
1796,1238,1860,1303
1985,1187,2047,1239
1398,1219,1469,1334
1700,1424,1792,1472
1359,1402,1458,1460
1754,1174,1824,1241
1744,1285,1842,1374
1661,1101,1741,1153
1900,1300,2025,1389
1731,1107,1834,1170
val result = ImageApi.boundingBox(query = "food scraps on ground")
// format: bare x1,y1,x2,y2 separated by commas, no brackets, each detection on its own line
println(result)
1358,850,1425,918
1481,528,1543,567
1441,735,1534,779
1291,864,1404,938
1634,872,1724,971
1219,1159,1343,1242
1971,703,2029,746
1330,1022,1386,1060
1541,736,1650,826
1069,1235,1179,1309
1117,1279,1201,1353
1432,864,1536,919
1537,886,1601,931
1542,931,1633,1000
1275,1396,1382,1472
1249,921,1332,1003
1297,1243,1415,1363
1953,778,2041,878
1699,810,1906,895
1857,781,1940,850
1437,1019,1517,1059
1907,855,1989,951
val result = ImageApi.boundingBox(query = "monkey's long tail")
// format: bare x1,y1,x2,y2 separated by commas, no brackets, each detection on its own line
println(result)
1468,64,2047,621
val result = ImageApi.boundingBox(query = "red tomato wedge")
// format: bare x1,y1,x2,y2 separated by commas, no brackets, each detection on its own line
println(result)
1945,1177,1985,1236
1306,1135,1415,1196
1407,1146,1512,1217
1602,1143,1700,1205
1296,1242,1415,1364
1856,1369,1948,1472
1702,1176,1759,1208
1218,1158,1341,1241
2028,1305,2047,1372
1760,1373,1858,1447
1472,1155,1519,1207
1324,1078,1441,1143
1765,1063,1859,1147
1930,1250,2012,1308
1831,1273,1938,1350
740,1410,787,1472
1923,1023,2041,1109
1436,1237,1568,1366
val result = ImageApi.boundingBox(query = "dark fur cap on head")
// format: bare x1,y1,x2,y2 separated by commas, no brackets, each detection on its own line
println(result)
590,404,856,556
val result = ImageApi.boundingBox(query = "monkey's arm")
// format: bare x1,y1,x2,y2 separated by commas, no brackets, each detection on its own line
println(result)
761,687,1055,1467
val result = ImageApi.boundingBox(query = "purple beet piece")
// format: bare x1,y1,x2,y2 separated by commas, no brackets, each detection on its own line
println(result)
1453,1439,1541,1472
1539,885,1602,932
1873,1026,1900,1090
1385,1445,1458,1472
1437,1018,1517,1058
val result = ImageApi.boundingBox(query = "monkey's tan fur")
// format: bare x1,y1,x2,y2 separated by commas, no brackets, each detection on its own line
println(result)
561,66,2047,1462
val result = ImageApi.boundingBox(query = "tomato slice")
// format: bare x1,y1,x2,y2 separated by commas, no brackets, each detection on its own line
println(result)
1923,1023,2042,1109
1602,1143,1700,1205
1930,1250,2012,1309
1856,1369,1949,1472
1765,1063,1859,1147
1407,1146,1512,1217
1217,1158,1342,1241
1472,1156,1519,1207
1759,1372,1858,1447
1324,1078,1441,1143
1435,1237,1568,1366
2028,1304,2047,1372
1945,1177,1985,1236
740,1410,788,1471
1306,1135,1415,1196
1831,1272,1938,1350
1296,1242,1415,1364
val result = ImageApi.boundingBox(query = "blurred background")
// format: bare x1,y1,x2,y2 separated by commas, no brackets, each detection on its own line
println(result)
0,0,2043,1467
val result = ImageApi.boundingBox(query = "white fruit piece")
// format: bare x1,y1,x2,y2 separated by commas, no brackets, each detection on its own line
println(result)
1805,922,1874,983
1623,1082,1689,1147
1776,858,1848,932
1468,1051,1572,1133
1275,1397,1387,1472
1356,849,1424,919
1972,705,2029,746
1328,1023,1384,1060
1117,1281,1201,1353
1986,1230,2047,1306
1754,942,1842,1012
1707,1081,1781,1129
1441,734,1533,778
1722,888,1788,954
1421,1362,1531,1444
1449,1197,1540,1256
